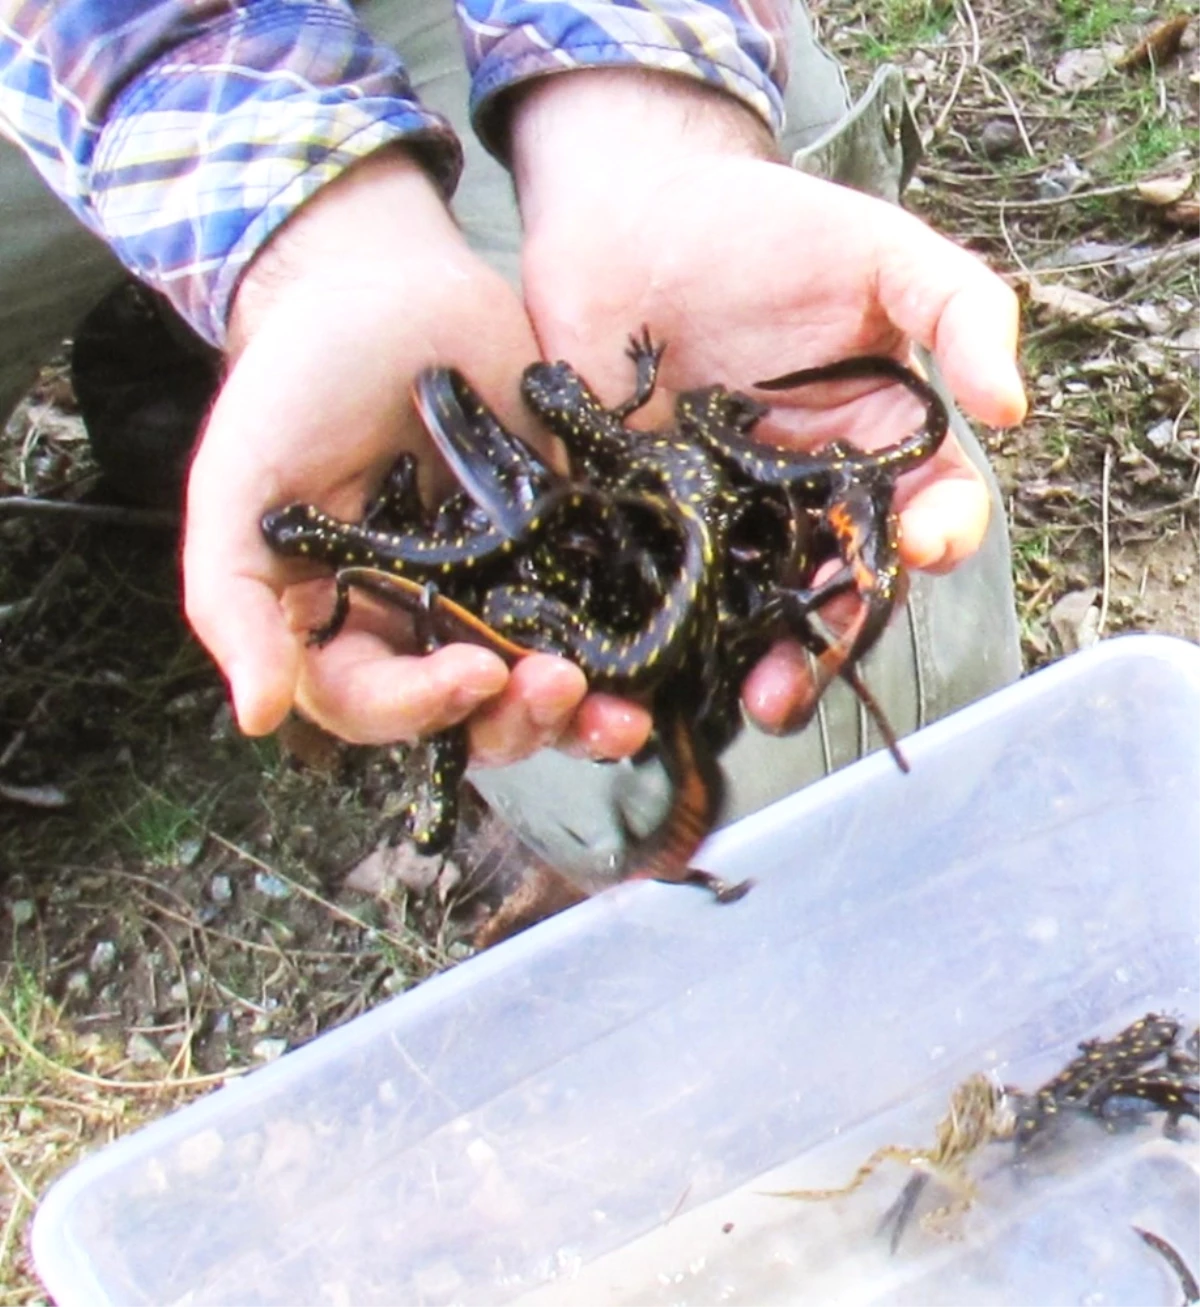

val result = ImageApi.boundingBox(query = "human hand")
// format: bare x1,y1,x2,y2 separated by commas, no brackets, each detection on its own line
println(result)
182,149,648,765
510,70,1027,733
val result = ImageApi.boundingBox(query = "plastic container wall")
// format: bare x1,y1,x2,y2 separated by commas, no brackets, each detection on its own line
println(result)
32,635,1200,1306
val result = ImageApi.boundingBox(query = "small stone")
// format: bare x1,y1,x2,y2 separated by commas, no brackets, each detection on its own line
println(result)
252,1037,288,1062
1145,418,1176,450
209,702,236,741
164,689,207,717
65,970,90,999
345,842,441,896
17,1104,43,1131
209,874,233,903
980,120,1021,159
89,940,117,973
1036,157,1089,200
127,1032,165,1065
177,836,205,867
253,871,290,900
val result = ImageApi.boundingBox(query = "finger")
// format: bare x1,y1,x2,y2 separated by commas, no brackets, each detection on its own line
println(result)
897,470,992,572
182,439,301,735
560,692,655,760
184,563,301,736
294,636,509,745
740,640,819,735
875,212,1027,428
467,653,589,765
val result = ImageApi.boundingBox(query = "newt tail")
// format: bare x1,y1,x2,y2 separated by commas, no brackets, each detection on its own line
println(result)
619,703,751,903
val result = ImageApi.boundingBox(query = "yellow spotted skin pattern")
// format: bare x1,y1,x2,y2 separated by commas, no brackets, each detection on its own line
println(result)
710,353,948,490
263,494,558,581
1015,1013,1198,1144
403,728,468,854
260,333,949,888
481,495,712,692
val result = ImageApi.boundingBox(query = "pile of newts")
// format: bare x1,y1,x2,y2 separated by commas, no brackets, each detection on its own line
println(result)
263,333,946,900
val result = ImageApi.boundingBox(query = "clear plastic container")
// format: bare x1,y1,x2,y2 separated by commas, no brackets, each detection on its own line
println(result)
33,634,1200,1307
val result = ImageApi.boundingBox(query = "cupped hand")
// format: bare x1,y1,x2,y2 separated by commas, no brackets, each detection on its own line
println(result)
182,149,648,764
511,70,1027,733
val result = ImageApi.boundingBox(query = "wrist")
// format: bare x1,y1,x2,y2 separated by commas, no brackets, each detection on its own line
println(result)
510,69,779,231
227,148,458,355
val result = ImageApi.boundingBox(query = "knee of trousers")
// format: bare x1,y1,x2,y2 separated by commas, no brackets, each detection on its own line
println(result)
0,139,123,425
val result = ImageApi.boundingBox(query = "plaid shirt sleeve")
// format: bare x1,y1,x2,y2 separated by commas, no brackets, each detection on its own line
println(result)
0,2,462,347
456,1,791,154
0,3,788,348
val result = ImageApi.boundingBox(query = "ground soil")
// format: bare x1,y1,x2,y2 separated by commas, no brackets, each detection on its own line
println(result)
1,3,1197,1302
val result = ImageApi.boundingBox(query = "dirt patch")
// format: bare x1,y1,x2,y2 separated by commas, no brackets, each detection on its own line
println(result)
1110,527,1198,631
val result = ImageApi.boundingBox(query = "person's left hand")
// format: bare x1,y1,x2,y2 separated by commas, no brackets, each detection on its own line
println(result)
508,69,1027,733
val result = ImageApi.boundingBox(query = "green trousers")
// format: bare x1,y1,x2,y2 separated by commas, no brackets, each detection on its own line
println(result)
0,3,1021,879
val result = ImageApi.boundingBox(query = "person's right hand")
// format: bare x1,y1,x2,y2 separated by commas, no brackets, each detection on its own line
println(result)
182,148,652,766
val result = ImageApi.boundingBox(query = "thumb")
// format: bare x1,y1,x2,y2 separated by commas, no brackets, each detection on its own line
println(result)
184,561,300,735
182,394,302,737
875,209,1027,428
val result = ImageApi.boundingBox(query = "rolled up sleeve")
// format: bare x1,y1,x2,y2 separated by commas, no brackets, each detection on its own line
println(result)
456,1,790,156
0,2,463,346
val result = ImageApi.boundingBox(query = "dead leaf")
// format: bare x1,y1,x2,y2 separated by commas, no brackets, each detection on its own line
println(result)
344,841,443,895
1049,588,1101,653
1163,198,1200,228
1133,302,1173,334
1130,342,1169,373
1022,278,1125,327
1115,14,1192,70
1136,172,1195,206
1053,47,1116,91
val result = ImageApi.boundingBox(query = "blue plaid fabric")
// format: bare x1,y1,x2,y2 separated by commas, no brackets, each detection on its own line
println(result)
459,1,788,150
1,2,786,346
